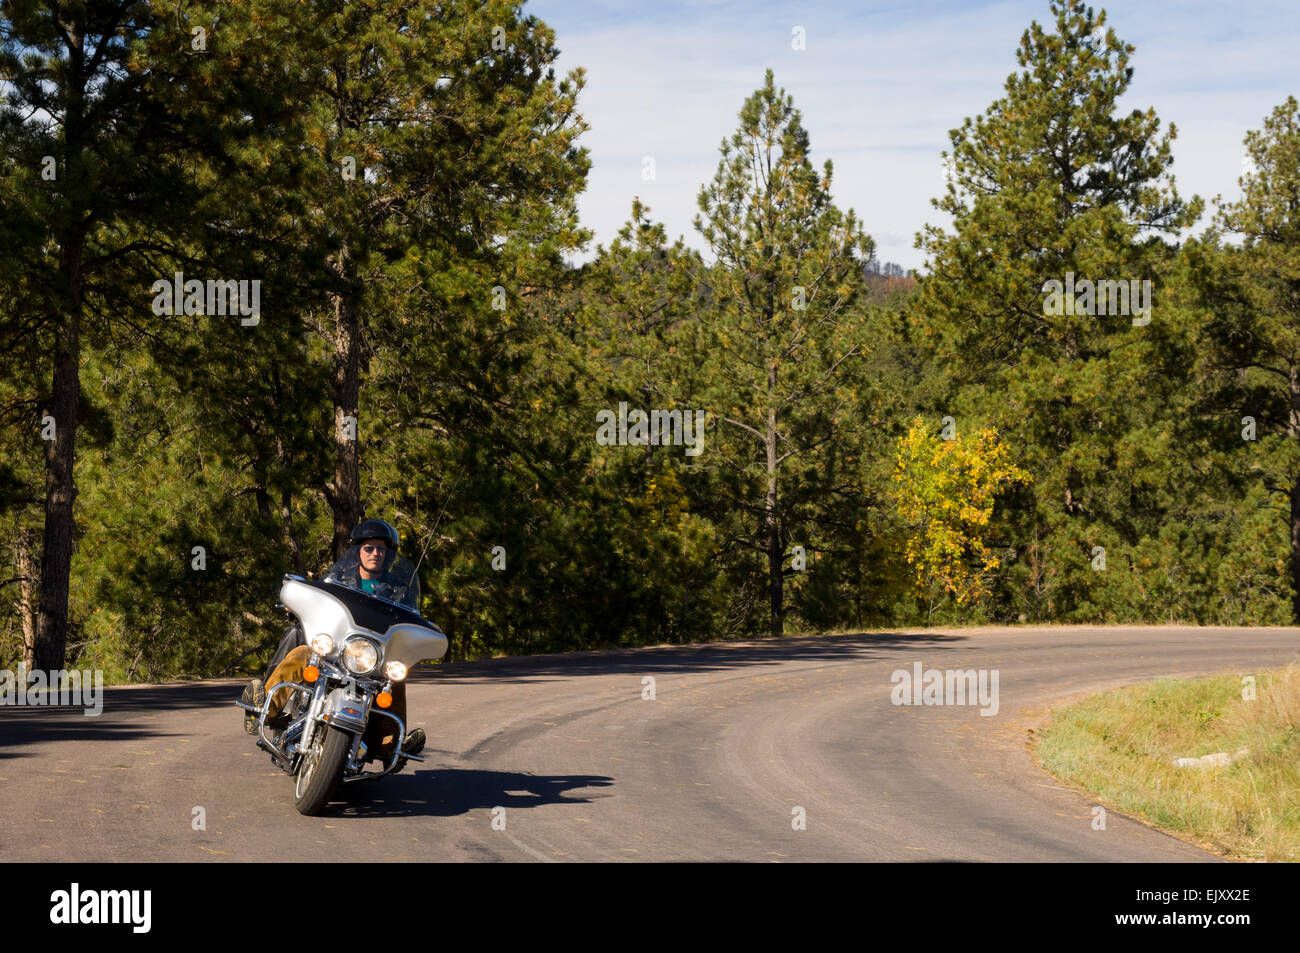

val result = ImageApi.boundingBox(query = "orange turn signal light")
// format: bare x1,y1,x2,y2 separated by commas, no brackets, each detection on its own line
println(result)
376,691,392,709
303,665,319,683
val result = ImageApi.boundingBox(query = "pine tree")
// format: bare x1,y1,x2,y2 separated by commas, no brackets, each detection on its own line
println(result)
694,69,873,637
240,0,592,557
0,0,226,671
1190,96,1300,620
915,0,1200,620
576,200,722,644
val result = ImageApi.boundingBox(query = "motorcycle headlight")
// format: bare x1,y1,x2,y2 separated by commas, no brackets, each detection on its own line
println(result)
384,660,408,682
310,633,334,655
343,638,379,675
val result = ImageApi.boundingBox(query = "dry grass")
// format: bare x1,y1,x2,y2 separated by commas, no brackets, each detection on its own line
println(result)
1034,664,1300,862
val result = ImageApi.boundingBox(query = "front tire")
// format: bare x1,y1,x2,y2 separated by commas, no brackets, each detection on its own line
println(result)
293,724,351,816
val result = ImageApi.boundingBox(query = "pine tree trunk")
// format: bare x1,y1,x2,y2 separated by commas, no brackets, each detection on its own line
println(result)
330,271,362,558
34,235,84,674
281,486,304,576
17,529,37,669
1290,366,1300,623
767,497,782,637
766,377,783,638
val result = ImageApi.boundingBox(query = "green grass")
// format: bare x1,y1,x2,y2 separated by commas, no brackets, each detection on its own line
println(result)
1034,665,1300,862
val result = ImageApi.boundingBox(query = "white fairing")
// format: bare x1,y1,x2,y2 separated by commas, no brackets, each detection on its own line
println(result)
281,577,352,647
279,577,449,667
384,624,449,667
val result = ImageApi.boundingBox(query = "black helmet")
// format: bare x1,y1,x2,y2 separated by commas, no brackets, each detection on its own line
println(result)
349,518,400,552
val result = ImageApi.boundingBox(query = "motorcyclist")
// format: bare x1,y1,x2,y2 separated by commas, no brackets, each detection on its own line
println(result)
239,518,426,769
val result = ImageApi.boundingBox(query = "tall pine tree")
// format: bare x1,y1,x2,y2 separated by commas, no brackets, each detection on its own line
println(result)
695,70,873,637
915,0,1200,620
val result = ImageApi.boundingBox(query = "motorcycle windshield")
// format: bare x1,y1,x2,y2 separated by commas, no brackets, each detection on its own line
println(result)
321,544,421,611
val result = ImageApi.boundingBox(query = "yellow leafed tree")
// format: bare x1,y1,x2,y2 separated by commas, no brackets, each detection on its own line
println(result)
890,418,1031,611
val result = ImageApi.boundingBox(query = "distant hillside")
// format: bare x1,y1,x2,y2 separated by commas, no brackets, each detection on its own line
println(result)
862,260,917,308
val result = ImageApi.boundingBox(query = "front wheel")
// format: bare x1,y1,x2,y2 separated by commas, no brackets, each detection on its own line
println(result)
293,723,351,816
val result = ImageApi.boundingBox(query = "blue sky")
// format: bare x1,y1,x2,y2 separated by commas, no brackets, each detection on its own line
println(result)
527,0,1298,272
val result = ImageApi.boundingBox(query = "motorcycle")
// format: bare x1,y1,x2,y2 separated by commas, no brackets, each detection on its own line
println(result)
235,544,448,815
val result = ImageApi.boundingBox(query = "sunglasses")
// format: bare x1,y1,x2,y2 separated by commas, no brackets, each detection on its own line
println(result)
360,544,387,554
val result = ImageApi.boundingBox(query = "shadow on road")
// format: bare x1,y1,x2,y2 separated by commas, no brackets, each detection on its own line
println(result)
0,682,243,754
1,682,243,715
0,715,190,749
414,630,969,685
325,768,615,819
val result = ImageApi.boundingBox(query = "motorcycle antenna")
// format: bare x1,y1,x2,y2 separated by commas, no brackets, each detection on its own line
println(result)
412,462,465,577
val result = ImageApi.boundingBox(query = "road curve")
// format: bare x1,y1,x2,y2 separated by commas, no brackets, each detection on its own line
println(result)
2,626,1296,862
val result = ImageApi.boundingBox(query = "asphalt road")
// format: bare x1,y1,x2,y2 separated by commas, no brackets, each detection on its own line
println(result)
2,626,1296,862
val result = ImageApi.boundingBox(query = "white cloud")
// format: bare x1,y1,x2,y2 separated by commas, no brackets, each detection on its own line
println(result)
533,0,1298,271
